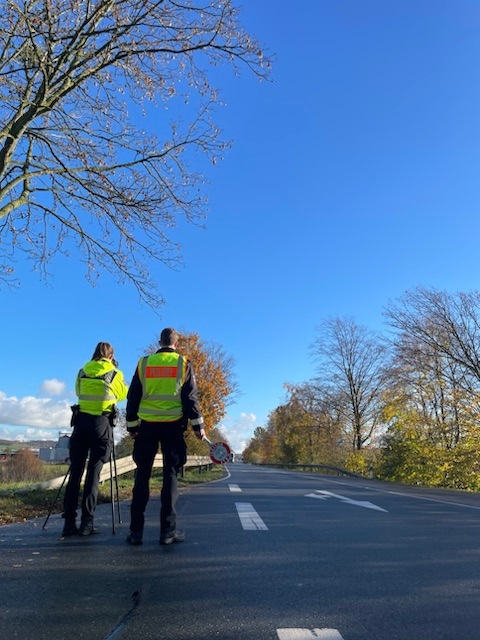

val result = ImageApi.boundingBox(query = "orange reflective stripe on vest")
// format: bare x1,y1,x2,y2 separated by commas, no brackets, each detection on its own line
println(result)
145,366,178,379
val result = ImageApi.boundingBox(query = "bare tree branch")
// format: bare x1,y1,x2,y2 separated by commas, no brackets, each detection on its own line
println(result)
0,0,272,305
311,316,388,450
384,286,480,384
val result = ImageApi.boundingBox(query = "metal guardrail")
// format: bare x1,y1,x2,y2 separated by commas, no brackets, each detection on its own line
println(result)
259,463,363,478
4,454,213,494
97,454,213,484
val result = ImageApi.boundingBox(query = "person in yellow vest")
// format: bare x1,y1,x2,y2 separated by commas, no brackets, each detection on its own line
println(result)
61,342,128,538
125,327,205,545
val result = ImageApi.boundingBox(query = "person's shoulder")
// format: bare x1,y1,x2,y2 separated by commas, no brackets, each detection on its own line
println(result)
97,358,117,375
80,360,100,374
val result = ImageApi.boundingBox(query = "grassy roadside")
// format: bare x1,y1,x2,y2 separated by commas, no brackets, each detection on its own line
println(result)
0,465,226,525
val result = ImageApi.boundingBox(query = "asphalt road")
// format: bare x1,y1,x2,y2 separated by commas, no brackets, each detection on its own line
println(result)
2,463,480,639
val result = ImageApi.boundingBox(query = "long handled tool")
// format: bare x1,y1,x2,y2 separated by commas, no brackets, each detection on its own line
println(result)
111,438,122,524
109,452,116,534
42,467,70,530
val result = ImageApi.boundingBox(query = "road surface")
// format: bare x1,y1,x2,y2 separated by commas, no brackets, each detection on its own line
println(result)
2,462,480,639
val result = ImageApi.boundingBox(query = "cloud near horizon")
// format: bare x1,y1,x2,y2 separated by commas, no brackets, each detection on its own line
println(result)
0,386,262,450
0,427,65,442
0,389,71,430
218,412,258,452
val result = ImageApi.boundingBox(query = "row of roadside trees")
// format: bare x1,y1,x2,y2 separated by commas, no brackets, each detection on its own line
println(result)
243,286,480,491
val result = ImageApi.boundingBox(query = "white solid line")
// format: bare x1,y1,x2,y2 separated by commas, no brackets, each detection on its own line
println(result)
208,467,231,483
277,629,344,640
228,484,242,492
381,488,480,511
322,477,480,511
235,502,268,530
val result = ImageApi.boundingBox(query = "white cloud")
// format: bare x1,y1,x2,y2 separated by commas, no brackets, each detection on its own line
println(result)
23,428,64,441
0,391,71,430
40,378,66,397
218,412,258,453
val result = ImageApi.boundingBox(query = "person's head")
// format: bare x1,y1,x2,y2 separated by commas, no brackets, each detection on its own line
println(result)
91,342,114,361
160,328,179,348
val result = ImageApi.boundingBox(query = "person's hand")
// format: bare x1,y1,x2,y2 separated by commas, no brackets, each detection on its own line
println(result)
128,431,138,439
196,428,206,440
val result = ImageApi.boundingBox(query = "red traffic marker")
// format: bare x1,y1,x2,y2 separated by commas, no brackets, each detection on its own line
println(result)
204,438,231,464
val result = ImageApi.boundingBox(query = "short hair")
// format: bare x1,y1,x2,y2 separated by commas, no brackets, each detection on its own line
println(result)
160,328,178,347
91,342,114,360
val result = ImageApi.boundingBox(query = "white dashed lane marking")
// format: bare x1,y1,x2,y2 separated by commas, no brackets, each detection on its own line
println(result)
277,629,345,639
235,502,268,530
228,484,242,492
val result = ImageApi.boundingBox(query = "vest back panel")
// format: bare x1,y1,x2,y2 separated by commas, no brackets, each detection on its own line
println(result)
138,352,187,422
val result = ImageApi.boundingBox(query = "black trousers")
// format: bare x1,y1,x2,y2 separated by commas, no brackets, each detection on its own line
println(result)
130,421,187,535
63,412,112,521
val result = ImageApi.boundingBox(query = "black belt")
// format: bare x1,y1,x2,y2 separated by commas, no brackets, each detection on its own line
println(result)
78,410,112,416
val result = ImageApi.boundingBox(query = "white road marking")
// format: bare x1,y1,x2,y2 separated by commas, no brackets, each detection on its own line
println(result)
305,490,388,512
277,629,345,639
321,476,480,511
377,487,480,510
228,484,242,492
235,502,268,530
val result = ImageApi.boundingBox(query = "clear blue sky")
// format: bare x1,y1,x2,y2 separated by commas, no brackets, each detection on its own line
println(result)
2,0,480,452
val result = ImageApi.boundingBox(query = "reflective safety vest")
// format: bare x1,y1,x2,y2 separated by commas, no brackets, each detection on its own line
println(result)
76,368,118,415
137,352,187,422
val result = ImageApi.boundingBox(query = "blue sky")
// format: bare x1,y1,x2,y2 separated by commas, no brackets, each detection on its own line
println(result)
2,0,480,452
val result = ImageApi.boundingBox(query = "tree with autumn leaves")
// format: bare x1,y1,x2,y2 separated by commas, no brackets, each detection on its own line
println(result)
243,382,345,467
176,331,237,454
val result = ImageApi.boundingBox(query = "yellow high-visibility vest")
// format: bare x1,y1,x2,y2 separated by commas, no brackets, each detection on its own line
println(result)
137,352,187,422
76,361,119,415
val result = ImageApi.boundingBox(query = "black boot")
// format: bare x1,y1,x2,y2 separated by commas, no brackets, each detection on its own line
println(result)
61,516,78,538
78,518,100,536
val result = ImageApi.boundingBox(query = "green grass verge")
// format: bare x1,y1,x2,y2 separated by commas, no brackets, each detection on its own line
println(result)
0,464,225,525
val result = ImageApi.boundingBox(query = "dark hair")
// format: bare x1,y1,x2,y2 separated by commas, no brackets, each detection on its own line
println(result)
91,342,114,361
160,328,178,347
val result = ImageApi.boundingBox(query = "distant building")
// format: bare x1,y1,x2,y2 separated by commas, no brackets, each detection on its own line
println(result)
39,433,70,462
